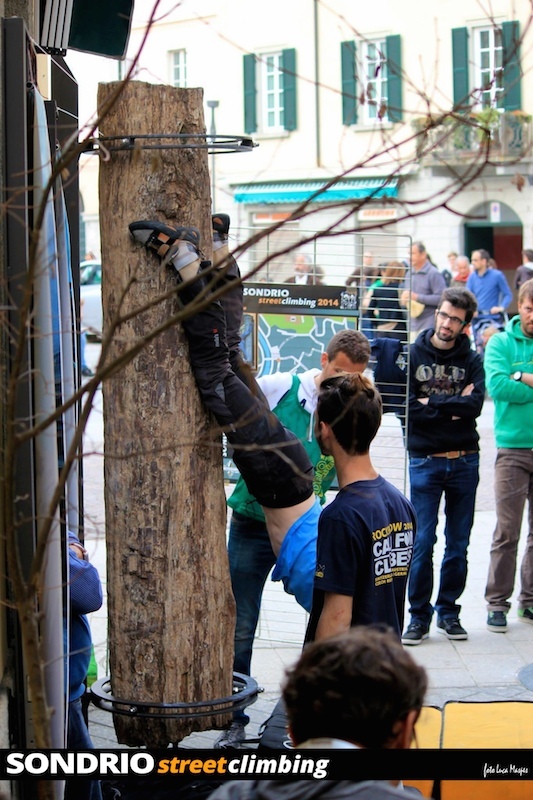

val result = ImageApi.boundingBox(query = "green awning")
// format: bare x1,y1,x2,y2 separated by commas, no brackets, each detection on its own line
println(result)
233,178,398,204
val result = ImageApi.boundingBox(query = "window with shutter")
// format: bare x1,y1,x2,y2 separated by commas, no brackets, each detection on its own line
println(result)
243,49,297,134
340,36,402,125
170,49,187,88
454,21,521,112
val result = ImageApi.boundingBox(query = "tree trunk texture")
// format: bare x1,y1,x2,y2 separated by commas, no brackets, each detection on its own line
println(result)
97,81,235,746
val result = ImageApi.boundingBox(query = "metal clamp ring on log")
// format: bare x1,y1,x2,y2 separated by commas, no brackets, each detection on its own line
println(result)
89,672,261,720
83,133,258,155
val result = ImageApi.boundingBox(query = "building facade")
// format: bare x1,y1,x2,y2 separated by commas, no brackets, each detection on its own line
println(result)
75,0,533,301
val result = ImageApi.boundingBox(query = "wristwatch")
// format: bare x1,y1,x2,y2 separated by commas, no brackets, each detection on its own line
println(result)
513,371,523,382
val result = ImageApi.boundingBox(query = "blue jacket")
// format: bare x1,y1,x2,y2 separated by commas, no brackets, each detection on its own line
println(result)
66,533,103,701
467,269,512,313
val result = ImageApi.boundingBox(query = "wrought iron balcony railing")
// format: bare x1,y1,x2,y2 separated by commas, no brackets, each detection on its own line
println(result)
412,111,532,164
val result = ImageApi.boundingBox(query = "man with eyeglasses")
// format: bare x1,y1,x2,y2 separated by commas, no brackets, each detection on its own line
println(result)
402,287,485,646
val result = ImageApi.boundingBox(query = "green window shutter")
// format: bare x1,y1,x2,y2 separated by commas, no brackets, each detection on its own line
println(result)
386,35,403,122
341,40,357,125
243,54,257,134
282,48,297,131
452,27,470,109
502,20,522,111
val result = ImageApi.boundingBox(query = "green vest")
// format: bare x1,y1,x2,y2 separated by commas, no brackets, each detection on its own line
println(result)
227,375,336,521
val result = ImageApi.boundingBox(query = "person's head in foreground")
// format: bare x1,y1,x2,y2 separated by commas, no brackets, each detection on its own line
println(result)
283,626,428,749
316,372,382,456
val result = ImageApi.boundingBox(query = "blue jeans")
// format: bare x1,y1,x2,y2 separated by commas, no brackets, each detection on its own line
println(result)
228,511,276,724
408,453,479,626
66,696,103,800
80,330,88,370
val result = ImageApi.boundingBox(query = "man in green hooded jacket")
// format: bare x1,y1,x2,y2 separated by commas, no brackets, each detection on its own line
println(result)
484,278,533,632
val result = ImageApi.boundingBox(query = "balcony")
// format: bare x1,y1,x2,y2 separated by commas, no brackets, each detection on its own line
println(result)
412,110,532,165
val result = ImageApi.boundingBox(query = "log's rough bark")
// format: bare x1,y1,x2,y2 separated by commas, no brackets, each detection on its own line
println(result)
98,81,235,745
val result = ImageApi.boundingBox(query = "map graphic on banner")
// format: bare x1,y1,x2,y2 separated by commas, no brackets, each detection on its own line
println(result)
223,283,360,480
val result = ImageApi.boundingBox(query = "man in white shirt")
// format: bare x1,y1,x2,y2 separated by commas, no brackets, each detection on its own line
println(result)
221,329,370,746
285,253,323,285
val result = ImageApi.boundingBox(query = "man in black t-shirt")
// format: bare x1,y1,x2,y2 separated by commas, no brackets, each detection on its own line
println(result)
306,373,416,642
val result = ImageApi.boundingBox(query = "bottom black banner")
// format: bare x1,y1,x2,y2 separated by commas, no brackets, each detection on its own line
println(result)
1,749,532,781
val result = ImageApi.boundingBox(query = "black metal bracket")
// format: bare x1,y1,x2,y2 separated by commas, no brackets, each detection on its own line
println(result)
84,133,258,156
89,672,261,720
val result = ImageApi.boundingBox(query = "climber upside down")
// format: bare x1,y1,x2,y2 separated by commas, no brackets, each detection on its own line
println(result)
130,215,319,612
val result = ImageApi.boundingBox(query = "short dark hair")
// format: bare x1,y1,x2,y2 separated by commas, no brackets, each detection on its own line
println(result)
412,242,426,255
317,373,382,455
438,286,478,324
283,626,428,748
522,249,533,263
326,330,371,366
518,278,533,303
474,248,491,263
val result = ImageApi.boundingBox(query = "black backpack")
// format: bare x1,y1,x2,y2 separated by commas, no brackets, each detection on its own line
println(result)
370,337,408,415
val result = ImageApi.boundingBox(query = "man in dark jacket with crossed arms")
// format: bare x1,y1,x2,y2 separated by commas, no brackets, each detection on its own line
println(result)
402,286,485,645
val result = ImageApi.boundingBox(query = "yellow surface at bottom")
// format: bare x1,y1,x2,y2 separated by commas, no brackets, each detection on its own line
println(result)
405,701,533,799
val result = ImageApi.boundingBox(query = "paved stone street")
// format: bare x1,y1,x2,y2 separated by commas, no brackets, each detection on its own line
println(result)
80,343,533,750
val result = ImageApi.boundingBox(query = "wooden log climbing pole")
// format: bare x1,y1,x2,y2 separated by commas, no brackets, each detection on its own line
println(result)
97,80,235,745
